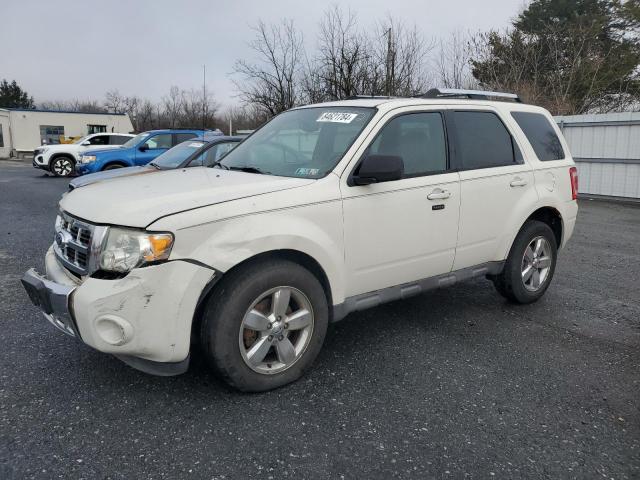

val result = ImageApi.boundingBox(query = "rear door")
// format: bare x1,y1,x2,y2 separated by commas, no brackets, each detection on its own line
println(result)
341,108,460,297
449,108,538,270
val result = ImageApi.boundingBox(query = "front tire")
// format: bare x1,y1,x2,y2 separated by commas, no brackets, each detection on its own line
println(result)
50,156,75,177
200,259,329,392
493,220,557,304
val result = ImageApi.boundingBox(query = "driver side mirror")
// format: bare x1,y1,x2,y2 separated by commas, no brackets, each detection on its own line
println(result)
351,154,404,186
139,144,149,152
81,141,91,146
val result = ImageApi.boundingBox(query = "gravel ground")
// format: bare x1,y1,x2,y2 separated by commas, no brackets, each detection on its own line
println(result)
1,161,638,479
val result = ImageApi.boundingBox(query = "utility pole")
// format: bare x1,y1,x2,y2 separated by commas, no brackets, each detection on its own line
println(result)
384,27,394,96
202,64,206,132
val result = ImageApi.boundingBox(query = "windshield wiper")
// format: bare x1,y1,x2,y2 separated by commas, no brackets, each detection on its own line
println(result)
228,165,271,175
149,162,161,170
211,160,230,170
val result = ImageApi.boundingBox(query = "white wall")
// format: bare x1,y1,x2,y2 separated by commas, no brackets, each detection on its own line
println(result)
0,113,10,158
556,112,640,199
3,110,134,154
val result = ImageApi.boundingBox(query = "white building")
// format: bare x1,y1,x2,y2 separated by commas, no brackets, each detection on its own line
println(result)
0,108,133,158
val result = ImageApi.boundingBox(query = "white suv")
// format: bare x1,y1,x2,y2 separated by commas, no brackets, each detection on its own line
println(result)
22,89,578,391
33,133,134,177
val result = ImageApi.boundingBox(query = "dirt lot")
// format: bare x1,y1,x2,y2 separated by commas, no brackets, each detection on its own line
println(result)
1,161,638,479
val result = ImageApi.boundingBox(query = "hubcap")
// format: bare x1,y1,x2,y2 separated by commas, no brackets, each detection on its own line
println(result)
521,236,552,292
238,286,314,374
53,158,73,176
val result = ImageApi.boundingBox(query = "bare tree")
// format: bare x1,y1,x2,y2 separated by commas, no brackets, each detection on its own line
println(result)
160,86,183,128
315,6,373,99
435,31,477,89
375,16,434,96
233,19,304,116
180,88,220,129
104,89,127,114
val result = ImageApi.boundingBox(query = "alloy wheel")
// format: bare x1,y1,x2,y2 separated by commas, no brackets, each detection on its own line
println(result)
52,158,73,177
238,286,314,375
521,236,552,292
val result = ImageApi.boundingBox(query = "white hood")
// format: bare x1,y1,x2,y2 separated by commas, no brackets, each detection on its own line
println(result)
59,167,314,228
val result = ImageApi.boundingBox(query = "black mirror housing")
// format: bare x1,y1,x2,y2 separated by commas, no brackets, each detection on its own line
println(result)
139,144,149,152
352,154,404,185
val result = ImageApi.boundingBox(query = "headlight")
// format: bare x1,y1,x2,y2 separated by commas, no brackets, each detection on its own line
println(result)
99,228,174,273
80,155,96,164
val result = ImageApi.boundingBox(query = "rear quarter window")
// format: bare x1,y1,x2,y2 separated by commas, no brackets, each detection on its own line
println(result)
511,112,565,161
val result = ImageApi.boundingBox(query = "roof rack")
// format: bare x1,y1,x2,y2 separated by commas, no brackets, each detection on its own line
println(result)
345,95,394,100
419,88,522,103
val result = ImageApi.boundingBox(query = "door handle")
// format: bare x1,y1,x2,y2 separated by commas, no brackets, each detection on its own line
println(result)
427,189,451,200
510,177,528,187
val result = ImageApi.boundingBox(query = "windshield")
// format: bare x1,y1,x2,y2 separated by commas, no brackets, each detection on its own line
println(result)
122,132,148,148
152,140,206,169
217,107,375,178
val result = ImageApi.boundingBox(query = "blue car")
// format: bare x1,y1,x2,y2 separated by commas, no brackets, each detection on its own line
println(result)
68,134,242,190
75,129,220,175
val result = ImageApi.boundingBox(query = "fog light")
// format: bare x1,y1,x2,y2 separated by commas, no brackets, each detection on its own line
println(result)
95,315,133,346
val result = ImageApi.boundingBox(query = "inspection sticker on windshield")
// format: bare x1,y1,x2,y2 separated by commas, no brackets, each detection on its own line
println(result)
188,142,205,148
317,112,358,123
295,168,320,176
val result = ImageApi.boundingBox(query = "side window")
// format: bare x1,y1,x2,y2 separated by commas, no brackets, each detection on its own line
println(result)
453,111,521,169
110,135,130,145
368,112,447,177
174,133,197,145
511,112,565,161
88,135,109,146
144,134,172,150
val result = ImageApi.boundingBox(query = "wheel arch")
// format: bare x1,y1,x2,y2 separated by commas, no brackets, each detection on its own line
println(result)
190,249,334,344
525,206,563,248
101,160,128,170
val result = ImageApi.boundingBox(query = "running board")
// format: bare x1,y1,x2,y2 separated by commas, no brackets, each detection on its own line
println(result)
331,261,504,322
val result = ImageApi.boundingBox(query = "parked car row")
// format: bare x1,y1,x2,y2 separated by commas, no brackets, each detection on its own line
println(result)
69,133,242,190
33,128,228,177
22,89,578,392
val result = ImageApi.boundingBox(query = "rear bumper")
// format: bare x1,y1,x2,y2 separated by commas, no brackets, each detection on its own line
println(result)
21,246,216,376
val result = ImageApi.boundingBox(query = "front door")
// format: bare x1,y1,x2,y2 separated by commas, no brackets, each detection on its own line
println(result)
135,133,172,166
341,110,461,297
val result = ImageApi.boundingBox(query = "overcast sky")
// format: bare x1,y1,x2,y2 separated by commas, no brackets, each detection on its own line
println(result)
1,0,526,110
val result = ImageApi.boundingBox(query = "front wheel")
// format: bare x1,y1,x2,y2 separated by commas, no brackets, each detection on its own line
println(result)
50,156,75,177
200,260,328,392
492,220,558,304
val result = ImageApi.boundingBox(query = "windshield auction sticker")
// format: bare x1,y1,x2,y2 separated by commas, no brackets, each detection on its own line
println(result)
317,112,358,123
295,168,320,176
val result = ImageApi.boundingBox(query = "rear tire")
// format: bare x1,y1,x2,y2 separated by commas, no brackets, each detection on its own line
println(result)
200,259,329,392
103,163,124,171
493,220,557,304
50,156,75,177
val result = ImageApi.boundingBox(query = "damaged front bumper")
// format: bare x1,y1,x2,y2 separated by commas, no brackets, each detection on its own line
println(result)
21,246,216,376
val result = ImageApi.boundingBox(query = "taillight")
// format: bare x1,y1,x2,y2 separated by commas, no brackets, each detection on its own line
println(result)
569,167,578,200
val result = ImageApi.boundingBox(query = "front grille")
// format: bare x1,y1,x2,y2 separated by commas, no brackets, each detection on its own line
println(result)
54,212,97,276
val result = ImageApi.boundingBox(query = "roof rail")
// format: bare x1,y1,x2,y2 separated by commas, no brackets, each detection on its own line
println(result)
345,95,394,100
419,88,522,103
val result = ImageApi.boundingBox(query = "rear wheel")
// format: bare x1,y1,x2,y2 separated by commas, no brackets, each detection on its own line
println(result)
200,259,328,392
50,156,75,177
103,163,124,171
493,220,557,304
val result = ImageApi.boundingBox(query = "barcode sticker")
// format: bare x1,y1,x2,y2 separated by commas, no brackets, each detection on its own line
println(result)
317,112,358,123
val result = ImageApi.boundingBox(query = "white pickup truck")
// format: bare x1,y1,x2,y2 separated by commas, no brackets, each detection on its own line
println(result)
33,133,134,177
22,89,578,391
